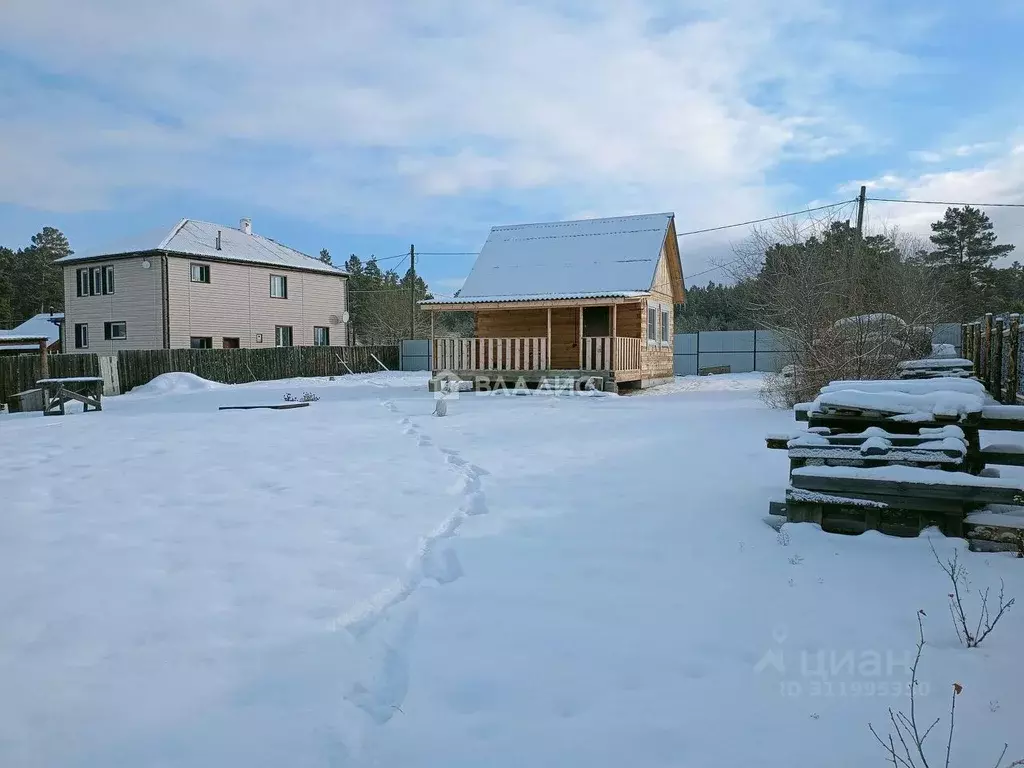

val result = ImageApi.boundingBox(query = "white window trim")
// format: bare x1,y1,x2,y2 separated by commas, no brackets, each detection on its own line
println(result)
646,304,658,347
660,306,671,347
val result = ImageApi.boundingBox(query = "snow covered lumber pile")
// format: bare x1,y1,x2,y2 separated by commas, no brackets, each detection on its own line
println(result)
897,356,974,380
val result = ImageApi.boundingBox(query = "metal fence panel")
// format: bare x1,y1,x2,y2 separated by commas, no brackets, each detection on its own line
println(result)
400,339,432,371
698,351,756,373
673,353,698,376
696,330,755,354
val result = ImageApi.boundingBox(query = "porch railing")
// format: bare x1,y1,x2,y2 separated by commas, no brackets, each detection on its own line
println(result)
434,336,643,374
434,337,547,371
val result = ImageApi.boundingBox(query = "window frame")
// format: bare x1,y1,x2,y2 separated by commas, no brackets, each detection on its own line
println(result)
76,268,88,297
190,263,211,284
660,307,670,345
275,325,293,347
189,336,213,349
647,305,658,344
103,321,127,341
89,266,102,296
102,265,115,295
313,326,330,346
269,274,288,299
74,323,89,349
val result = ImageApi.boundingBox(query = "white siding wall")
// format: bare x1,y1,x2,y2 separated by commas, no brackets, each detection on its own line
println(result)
166,257,347,348
62,257,165,354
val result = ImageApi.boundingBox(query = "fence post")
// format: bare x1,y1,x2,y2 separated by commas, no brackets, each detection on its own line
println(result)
960,323,969,361
983,313,993,392
994,317,1005,403
1009,314,1020,404
972,323,981,376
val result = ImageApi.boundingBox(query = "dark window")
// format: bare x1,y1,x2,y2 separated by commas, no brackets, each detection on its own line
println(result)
270,274,288,299
275,325,293,347
190,264,211,283
661,308,670,343
222,337,240,349
89,267,102,296
76,268,89,297
582,307,610,337
647,307,657,342
74,323,89,349
190,337,213,349
102,265,115,295
313,326,330,346
103,321,127,340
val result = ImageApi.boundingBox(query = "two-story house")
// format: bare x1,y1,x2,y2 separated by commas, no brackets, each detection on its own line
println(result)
57,218,349,353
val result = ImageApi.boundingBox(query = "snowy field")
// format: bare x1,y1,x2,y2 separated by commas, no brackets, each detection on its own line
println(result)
1,371,1022,767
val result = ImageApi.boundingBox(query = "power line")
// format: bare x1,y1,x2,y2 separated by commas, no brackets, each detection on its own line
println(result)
675,200,857,237
868,197,1024,209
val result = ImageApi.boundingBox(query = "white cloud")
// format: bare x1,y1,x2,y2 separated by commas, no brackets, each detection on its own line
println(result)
0,0,935,247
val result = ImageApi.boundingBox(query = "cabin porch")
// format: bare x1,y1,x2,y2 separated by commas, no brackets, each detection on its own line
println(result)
426,300,648,392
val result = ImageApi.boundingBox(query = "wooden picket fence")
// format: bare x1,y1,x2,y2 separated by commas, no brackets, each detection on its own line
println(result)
116,345,399,393
962,313,1021,404
0,353,99,405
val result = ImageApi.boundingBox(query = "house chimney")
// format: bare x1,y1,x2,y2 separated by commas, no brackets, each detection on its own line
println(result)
216,230,222,250
240,217,252,235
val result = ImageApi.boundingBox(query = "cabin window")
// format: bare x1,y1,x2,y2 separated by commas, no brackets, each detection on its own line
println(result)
275,325,293,347
313,326,330,346
647,306,657,343
74,323,89,349
270,274,288,299
102,265,115,295
190,336,213,349
661,307,670,344
190,264,211,283
223,337,240,349
89,267,102,296
104,321,127,341
76,268,89,297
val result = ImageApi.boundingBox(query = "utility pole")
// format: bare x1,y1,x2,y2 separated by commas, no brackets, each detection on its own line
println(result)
409,243,416,340
855,185,867,239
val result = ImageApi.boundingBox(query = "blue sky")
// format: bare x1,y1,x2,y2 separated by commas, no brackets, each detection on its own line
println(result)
2,0,1023,297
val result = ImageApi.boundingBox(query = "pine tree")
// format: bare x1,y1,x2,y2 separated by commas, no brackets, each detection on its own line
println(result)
0,246,14,327
922,206,1014,319
318,248,332,265
9,227,72,322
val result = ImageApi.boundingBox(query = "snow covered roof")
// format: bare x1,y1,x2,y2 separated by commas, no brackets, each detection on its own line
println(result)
422,212,678,305
55,219,344,276
0,313,63,350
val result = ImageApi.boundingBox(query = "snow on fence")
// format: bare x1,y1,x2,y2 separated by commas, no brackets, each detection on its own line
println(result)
116,345,399,394
0,352,99,406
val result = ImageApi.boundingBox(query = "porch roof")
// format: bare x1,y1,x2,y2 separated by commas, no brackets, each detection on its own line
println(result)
420,291,647,311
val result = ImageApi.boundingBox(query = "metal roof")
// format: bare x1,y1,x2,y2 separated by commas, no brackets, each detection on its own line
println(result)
421,290,648,306
0,313,63,350
55,219,344,275
452,212,674,300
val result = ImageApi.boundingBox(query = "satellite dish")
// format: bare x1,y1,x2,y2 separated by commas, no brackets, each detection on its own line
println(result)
342,311,350,323
141,259,152,269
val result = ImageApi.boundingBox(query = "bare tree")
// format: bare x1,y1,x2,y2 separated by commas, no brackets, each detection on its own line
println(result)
726,215,951,406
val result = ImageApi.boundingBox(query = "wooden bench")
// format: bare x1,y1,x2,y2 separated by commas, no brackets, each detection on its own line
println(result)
37,377,103,416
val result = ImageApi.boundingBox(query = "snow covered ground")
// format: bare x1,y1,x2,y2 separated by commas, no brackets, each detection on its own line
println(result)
1,372,1022,767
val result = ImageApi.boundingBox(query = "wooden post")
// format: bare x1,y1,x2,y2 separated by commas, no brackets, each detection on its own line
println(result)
611,304,617,371
961,323,969,361
429,311,435,373
578,306,584,369
995,317,1005,403
973,323,982,377
1009,314,1020,404
546,307,552,371
39,340,49,380
984,313,993,392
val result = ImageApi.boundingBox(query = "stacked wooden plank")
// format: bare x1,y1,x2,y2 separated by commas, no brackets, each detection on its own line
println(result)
897,357,974,380
769,376,1024,548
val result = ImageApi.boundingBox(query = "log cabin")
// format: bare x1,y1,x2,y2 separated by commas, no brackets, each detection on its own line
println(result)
422,212,686,393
